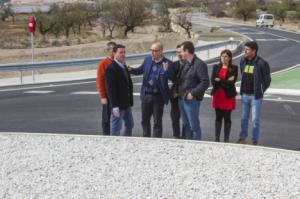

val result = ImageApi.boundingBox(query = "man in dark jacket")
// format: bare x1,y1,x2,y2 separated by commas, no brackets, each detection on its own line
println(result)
178,41,209,140
105,44,134,136
170,44,186,139
129,42,173,138
238,41,271,145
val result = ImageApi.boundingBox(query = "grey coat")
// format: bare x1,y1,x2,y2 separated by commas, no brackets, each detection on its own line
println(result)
178,56,209,101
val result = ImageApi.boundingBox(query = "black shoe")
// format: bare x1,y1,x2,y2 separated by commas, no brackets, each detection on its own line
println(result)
252,141,258,145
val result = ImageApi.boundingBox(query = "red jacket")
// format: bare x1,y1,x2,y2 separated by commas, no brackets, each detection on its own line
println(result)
96,57,113,98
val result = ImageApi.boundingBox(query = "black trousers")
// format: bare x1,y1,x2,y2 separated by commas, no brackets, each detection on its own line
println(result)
170,97,185,139
102,101,111,135
215,108,232,123
141,94,164,138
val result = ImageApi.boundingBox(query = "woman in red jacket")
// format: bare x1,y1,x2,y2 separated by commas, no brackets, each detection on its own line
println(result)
211,49,238,142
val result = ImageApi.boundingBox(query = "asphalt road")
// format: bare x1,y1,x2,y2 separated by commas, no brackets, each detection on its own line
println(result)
0,17,299,151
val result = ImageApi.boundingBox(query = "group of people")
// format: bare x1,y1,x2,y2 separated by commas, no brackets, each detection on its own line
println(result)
96,40,271,145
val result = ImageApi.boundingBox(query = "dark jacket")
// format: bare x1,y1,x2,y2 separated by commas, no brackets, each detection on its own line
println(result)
210,64,238,99
240,56,271,99
130,56,174,105
178,55,209,101
170,60,182,101
105,60,133,110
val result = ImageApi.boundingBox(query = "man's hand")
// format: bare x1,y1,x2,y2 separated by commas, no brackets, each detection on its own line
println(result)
127,65,132,71
228,76,235,81
163,62,169,71
113,109,120,118
215,77,221,82
100,98,108,105
186,92,193,100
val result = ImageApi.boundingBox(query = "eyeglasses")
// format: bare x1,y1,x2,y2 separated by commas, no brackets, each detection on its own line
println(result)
150,49,162,52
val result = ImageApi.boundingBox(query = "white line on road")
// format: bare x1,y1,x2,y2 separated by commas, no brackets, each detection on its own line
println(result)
283,104,297,116
70,91,98,95
255,39,288,41
257,30,300,43
24,90,55,94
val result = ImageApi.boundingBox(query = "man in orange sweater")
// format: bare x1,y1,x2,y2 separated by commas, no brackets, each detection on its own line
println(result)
96,42,116,135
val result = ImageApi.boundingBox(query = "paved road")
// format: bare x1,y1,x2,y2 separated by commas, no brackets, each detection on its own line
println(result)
0,17,300,151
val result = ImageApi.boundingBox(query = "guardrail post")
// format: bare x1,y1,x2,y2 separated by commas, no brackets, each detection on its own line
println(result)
207,49,210,59
31,33,35,83
20,70,23,85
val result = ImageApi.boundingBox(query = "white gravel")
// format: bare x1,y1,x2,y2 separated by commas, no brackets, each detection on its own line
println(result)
0,133,299,198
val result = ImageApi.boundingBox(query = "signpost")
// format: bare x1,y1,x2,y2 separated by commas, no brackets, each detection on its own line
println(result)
27,16,36,83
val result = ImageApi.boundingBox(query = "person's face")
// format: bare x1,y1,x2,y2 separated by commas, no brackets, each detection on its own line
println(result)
221,53,231,65
114,48,126,63
107,48,114,58
244,46,256,59
150,44,163,60
176,47,182,61
180,46,189,60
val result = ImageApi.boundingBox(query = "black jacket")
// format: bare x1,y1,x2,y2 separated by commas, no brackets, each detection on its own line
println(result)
240,56,271,99
105,60,133,110
211,64,238,99
170,60,182,101
178,56,209,101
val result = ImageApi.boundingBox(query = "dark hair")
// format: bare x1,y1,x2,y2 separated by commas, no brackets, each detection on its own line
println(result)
245,41,258,52
113,44,125,53
181,41,195,54
107,41,117,50
219,49,233,68
176,44,182,49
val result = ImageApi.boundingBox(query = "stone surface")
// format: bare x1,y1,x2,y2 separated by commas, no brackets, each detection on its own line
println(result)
0,133,299,198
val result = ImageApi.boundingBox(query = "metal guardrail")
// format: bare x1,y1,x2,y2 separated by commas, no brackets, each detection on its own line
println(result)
0,40,241,84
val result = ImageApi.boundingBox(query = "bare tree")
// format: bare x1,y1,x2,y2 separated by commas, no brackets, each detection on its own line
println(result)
101,12,117,38
36,12,56,37
235,0,257,21
0,3,14,22
174,8,193,38
111,0,149,37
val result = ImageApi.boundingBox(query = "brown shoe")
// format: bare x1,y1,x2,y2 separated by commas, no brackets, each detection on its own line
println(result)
237,139,247,144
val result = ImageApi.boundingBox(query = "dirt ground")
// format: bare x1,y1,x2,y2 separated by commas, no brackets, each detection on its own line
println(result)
0,25,199,64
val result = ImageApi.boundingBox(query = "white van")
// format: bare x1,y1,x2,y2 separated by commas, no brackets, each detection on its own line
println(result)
256,14,275,27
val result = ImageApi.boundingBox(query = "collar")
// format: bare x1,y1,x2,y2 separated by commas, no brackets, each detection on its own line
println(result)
114,59,125,68
153,56,164,64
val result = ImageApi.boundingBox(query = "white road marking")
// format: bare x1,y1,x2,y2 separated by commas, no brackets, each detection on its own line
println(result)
70,91,98,95
24,90,55,94
283,104,296,116
255,39,288,41
131,92,300,103
0,81,95,92
241,32,266,35
257,30,300,43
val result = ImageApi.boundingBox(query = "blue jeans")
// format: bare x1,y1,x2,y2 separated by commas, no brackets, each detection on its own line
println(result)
239,95,262,142
111,107,134,136
178,99,202,140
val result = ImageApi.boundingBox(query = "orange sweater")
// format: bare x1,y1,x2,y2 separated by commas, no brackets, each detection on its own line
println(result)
96,57,113,98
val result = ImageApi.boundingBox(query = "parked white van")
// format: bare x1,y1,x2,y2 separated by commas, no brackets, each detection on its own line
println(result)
256,14,275,27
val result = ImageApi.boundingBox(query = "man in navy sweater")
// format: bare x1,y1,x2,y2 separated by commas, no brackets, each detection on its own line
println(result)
129,42,173,138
